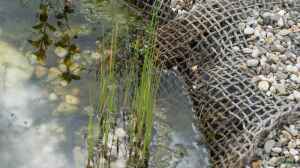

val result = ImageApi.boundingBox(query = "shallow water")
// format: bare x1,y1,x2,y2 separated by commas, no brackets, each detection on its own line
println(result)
151,72,209,168
0,1,209,168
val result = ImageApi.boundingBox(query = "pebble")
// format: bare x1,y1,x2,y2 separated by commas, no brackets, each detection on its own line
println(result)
293,91,300,101
48,67,62,80
268,157,281,166
290,74,300,83
65,95,80,105
271,147,282,153
34,65,48,78
264,140,276,153
60,80,68,87
258,80,270,91
247,59,259,67
115,128,127,139
296,139,300,146
274,84,287,95
278,29,291,36
244,27,255,35
48,93,58,101
242,48,253,54
286,65,298,74
285,125,298,136
55,102,78,114
271,44,286,53
54,47,68,58
288,141,297,149
252,47,263,57
290,148,299,155
71,88,81,96
277,17,285,27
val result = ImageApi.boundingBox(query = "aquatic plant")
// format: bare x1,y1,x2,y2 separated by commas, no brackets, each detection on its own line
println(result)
86,0,160,167
126,1,160,166
29,0,81,83
28,3,55,64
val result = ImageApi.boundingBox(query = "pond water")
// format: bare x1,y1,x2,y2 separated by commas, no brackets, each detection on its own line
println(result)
0,0,209,168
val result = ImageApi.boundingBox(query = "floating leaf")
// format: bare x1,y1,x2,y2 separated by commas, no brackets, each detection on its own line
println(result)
28,39,41,48
39,12,48,22
34,49,46,65
61,71,80,83
55,13,65,19
63,55,73,67
32,23,44,30
69,44,80,54
46,23,57,32
70,73,81,80
42,33,52,46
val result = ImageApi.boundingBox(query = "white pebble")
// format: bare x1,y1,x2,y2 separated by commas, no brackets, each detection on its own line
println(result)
272,147,282,153
290,148,299,155
242,48,253,54
49,93,58,101
244,27,255,35
115,128,127,139
258,80,270,91
277,17,285,27
54,47,68,58
286,65,298,74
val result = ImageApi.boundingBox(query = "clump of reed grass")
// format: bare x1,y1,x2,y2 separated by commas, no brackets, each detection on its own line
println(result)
86,0,160,167
126,4,160,166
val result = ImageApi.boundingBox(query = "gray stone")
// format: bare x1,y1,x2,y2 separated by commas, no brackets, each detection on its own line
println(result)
252,47,264,57
278,29,291,36
242,48,253,54
290,74,300,83
293,91,300,101
277,17,285,27
264,140,276,153
268,157,281,166
276,72,288,80
286,65,298,74
285,125,298,136
271,44,286,53
274,84,287,95
247,59,259,67
271,147,282,153
269,54,280,63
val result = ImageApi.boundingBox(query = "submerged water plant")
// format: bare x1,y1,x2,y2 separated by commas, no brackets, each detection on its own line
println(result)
28,3,55,64
29,0,81,83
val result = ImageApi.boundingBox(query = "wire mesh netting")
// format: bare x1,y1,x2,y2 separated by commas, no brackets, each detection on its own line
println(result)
127,0,300,167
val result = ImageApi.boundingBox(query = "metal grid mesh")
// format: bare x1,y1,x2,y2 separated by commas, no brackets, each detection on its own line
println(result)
129,0,300,167
156,0,300,167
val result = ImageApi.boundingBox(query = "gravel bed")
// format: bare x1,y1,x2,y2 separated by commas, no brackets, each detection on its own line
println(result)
253,123,300,168
239,5,300,102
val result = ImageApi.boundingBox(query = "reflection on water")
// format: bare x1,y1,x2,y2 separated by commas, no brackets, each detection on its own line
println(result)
0,0,209,168
0,41,76,168
150,72,209,168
